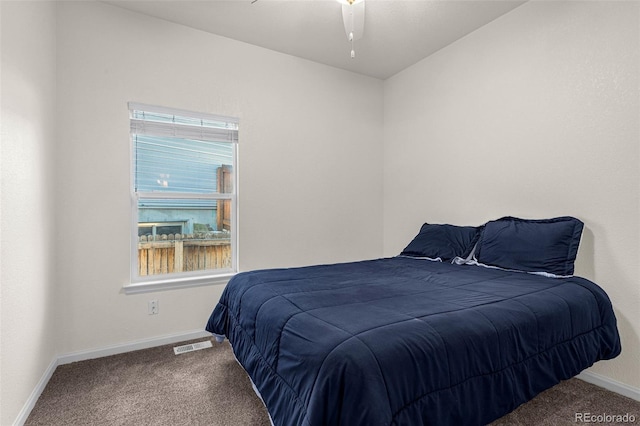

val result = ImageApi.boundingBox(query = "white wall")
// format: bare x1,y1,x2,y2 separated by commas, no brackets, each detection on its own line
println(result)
383,1,640,389
3,1,639,423
0,2,59,424
54,1,383,355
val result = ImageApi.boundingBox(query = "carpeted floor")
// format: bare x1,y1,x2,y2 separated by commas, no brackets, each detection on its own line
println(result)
26,338,640,425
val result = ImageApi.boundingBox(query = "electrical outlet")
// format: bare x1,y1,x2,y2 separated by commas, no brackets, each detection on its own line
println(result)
148,300,159,315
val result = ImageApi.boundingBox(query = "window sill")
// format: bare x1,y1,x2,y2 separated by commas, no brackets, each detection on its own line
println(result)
123,273,235,294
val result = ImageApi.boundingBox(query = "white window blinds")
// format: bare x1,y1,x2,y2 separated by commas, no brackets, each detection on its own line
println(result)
129,103,237,194
129,103,238,143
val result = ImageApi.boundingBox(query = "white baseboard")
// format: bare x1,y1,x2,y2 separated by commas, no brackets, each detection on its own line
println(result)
577,371,640,402
13,329,212,426
57,329,211,365
13,358,59,426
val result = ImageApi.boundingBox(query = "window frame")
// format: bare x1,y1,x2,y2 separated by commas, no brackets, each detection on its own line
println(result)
124,103,238,294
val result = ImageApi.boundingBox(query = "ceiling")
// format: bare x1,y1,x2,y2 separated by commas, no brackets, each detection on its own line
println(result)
104,0,526,80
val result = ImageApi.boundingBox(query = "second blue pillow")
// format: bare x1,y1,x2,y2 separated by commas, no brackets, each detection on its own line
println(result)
475,216,584,276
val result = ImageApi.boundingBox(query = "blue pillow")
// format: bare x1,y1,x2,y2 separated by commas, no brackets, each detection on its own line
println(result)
475,216,584,276
401,223,481,262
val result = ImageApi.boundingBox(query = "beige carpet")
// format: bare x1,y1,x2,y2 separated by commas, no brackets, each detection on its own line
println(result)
26,338,640,425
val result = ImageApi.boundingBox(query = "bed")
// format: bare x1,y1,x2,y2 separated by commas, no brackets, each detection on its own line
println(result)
206,217,621,425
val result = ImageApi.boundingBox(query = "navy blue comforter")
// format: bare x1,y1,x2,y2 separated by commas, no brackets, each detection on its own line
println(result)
206,257,620,426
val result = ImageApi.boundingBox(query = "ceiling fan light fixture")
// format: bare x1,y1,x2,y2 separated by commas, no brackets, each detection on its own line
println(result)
338,0,365,59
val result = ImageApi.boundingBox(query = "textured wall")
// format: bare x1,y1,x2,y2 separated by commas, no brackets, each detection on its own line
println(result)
54,1,383,355
0,2,58,424
383,1,640,389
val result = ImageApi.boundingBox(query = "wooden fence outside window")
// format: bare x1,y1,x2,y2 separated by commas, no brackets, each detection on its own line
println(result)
138,233,231,276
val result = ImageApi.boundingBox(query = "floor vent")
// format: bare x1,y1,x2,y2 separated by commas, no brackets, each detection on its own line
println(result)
173,340,213,355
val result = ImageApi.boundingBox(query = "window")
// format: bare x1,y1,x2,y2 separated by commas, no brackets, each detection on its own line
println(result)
127,103,238,292
138,222,185,238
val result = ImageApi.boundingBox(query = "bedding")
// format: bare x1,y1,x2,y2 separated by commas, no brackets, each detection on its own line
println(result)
474,216,584,276
401,223,481,262
206,256,620,426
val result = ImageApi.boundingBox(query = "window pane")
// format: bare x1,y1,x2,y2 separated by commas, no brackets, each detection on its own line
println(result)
138,225,153,237
137,199,231,277
156,225,182,235
133,135,233,194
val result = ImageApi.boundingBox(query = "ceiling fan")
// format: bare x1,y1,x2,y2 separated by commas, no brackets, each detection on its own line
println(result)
251,0,366,59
